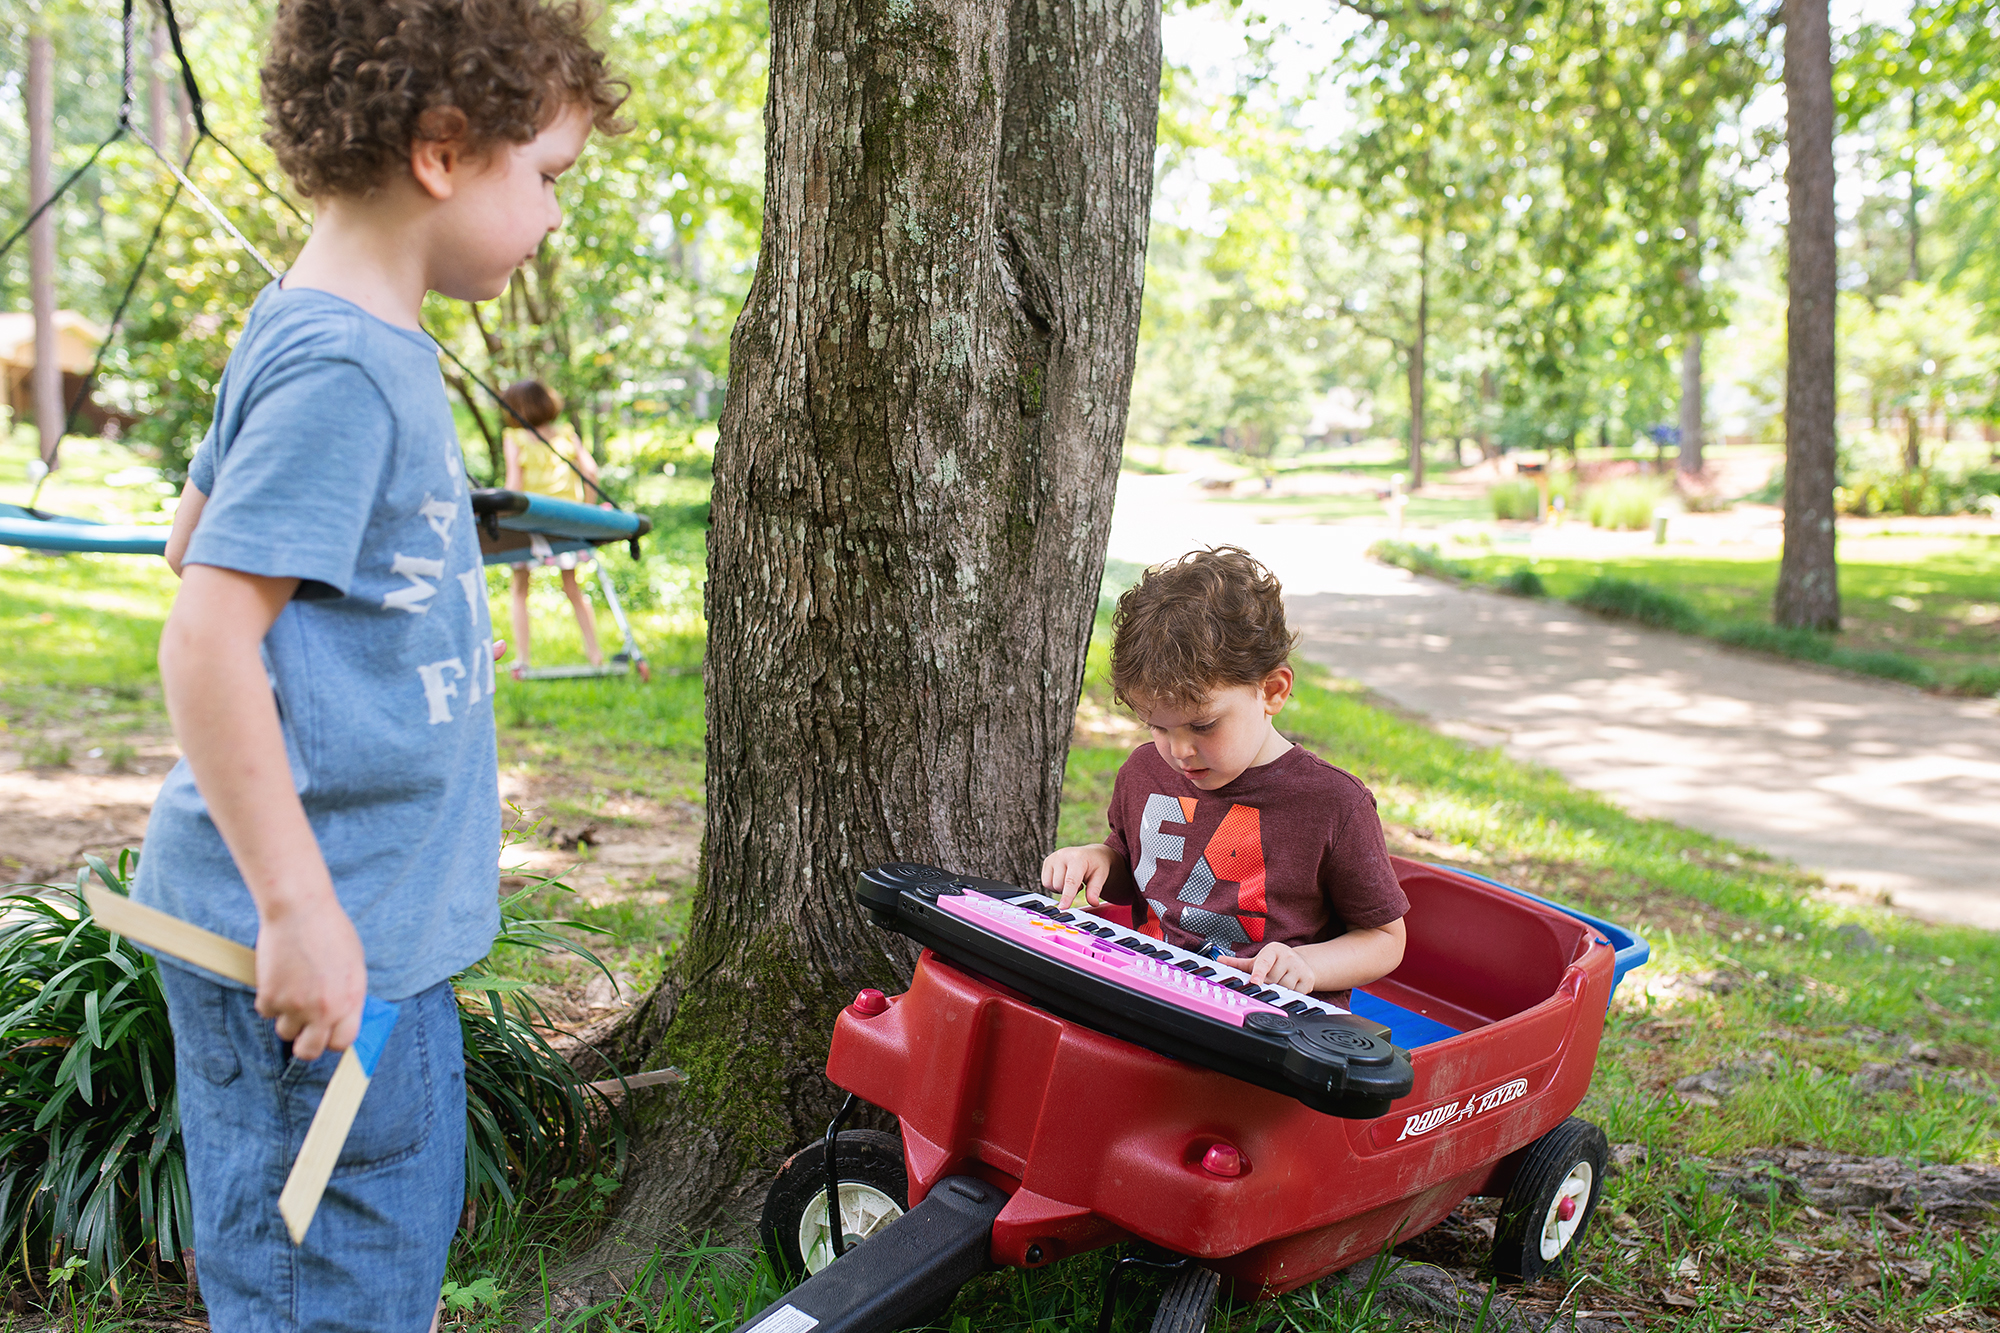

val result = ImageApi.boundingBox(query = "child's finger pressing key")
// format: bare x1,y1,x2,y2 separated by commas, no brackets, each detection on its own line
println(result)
1040,843,1114,910
1216,942,1317,995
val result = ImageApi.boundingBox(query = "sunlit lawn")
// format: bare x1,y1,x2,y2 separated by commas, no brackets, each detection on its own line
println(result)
1453,536,2000,679
6,497,1998,1332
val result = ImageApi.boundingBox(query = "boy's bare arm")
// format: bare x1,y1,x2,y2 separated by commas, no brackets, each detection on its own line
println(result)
1218,918,1408,996
161,565,368,1061
163,481,208,577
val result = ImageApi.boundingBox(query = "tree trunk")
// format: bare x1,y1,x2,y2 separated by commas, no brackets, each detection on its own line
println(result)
28,30,62,472
1679,330,1704,476
1407,227,1428,489
556,0,1161,1296
1775,0,1840,631
1477,367,1497,460
1903,407,1922,472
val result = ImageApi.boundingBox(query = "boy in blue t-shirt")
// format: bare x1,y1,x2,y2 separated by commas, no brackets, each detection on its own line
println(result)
136,3,625,1328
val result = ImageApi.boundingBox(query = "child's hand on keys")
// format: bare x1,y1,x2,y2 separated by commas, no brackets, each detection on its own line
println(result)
1217,942,1317,995
1040,843,1115,910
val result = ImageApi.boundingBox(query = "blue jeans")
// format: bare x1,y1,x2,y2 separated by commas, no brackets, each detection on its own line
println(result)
161,966,464,1333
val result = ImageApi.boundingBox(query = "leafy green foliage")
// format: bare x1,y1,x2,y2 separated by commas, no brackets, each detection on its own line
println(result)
456,880,628,1226
1,853,627,1296
0,853,190,1298
1837,464,2000,517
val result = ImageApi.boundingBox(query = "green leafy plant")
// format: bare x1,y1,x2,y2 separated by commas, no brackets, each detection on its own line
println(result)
0,852,189,1300
1836,467,1997,517
457,880,629,1225
1,854,628,1298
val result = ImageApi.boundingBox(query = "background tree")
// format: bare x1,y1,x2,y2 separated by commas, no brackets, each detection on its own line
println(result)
1776,0,1840,630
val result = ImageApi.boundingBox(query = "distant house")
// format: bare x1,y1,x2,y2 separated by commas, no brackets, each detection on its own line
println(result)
0,311,120,436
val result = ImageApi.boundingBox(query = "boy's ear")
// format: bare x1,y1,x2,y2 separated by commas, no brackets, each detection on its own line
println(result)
409,107,472,201
1261,666,1295,715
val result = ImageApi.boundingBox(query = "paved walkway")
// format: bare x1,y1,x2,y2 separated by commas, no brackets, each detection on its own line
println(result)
1106,475,2000,932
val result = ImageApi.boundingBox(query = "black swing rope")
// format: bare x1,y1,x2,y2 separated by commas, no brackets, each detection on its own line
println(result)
2,0,620,516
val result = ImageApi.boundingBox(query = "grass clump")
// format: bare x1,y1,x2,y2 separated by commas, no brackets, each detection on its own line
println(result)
1490,566,1546,598
1367,539,1476,582
1572,575,1705,632
1487,477,1541,520
1372,541,1549,600
1580,474,1675,530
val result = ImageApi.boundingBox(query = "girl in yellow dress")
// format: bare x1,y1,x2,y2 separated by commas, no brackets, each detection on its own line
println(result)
500,378,603,676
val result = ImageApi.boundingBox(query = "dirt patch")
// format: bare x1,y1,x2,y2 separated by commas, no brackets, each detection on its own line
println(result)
0,736,698,947
497,762,701,912
0,738,180,887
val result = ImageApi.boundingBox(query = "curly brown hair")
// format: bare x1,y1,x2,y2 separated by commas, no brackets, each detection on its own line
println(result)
262,0,629,199
1110,546,1300,712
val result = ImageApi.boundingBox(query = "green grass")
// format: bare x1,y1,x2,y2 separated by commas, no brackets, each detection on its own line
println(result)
1378,538,2000,697
10,534,1999,1331
1001,660,2000,1332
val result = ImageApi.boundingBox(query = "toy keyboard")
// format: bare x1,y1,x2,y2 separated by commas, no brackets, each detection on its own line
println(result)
857,863,1415,1119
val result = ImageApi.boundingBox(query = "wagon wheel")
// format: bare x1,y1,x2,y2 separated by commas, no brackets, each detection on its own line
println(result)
757,1129,961,1328
1492,1116,1609,1282
1148,1264,1222,1333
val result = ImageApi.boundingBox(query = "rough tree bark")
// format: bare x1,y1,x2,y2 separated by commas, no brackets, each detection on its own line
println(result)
558,0,1161,1292
1775,0,1839,631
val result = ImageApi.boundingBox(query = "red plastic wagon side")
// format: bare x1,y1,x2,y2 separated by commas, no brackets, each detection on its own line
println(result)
740,858,1645,1333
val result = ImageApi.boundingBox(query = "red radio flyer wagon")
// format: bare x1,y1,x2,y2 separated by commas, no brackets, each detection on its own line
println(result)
738,857,1649,1333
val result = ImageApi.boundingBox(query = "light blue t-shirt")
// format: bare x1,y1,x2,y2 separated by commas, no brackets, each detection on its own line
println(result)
135,283,500,1001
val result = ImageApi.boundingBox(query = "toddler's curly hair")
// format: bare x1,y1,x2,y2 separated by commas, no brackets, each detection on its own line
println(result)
262,0,629,199
1111,546,1299,712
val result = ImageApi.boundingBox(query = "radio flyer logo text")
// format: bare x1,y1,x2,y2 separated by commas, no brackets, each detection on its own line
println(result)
1394,1077,1530,1142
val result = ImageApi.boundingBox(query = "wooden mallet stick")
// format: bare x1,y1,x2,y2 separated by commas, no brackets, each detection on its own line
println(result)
84,884,400,1245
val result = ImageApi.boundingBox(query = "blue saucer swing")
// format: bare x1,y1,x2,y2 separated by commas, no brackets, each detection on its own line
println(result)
1,494,655,682
2,0,653,682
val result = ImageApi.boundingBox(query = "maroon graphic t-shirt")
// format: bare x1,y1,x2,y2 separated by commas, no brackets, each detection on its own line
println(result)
1098,743,1408,959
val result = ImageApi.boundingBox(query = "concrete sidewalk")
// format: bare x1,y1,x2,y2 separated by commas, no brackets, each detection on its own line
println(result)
1106,475,2000,932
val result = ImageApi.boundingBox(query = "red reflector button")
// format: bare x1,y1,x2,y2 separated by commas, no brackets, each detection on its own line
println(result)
1201,1144,1243,1178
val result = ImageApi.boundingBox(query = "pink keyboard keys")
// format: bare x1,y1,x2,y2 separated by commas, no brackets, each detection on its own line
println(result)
932,893,1265,1028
